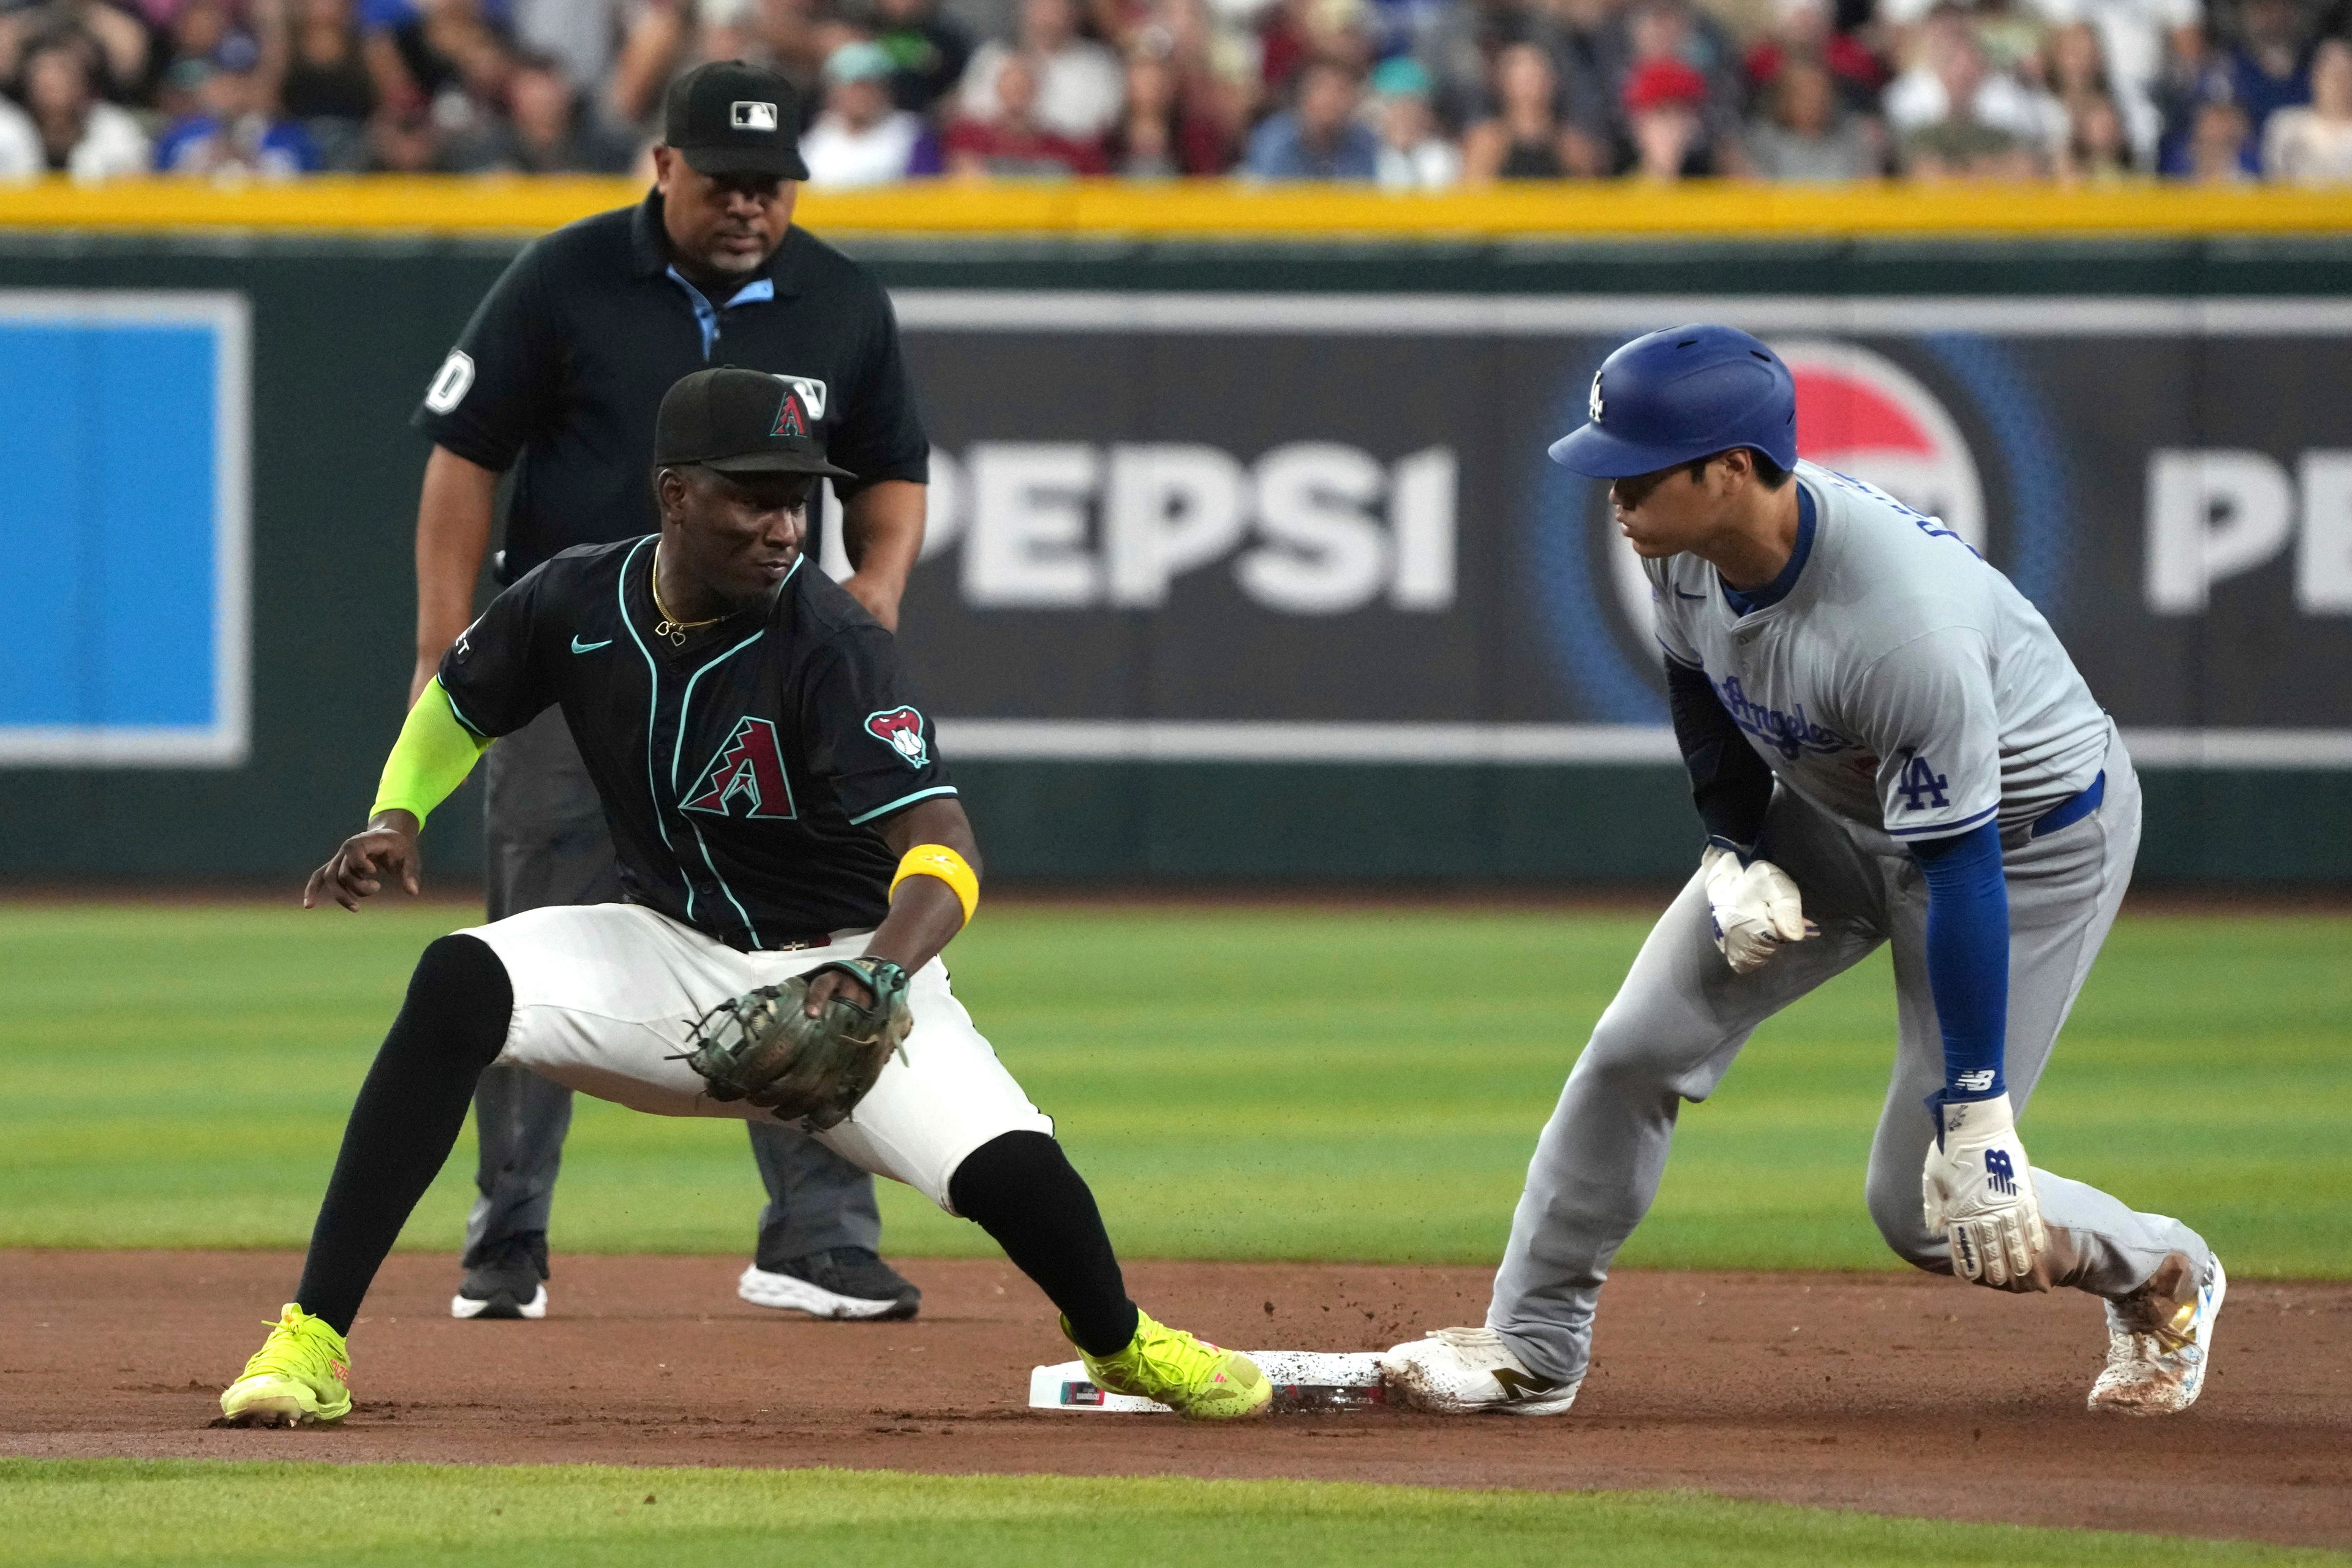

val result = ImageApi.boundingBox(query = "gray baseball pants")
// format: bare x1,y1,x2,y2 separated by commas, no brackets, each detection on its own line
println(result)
464,707,883,1272
1488,731,2211,1385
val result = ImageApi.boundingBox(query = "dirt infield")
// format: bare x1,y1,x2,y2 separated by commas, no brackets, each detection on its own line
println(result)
3,1252,2345,1550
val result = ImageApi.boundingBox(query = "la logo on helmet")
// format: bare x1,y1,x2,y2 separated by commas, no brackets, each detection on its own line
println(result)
1589,372,1605,423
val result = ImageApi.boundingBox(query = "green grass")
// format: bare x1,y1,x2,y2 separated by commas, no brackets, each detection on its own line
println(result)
7,1460,2342,1568
2,903,2345,1273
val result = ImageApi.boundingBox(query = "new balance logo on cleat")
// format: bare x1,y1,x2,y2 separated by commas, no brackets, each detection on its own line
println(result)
1983,1149,2018,1196
1491,1366,1566,1403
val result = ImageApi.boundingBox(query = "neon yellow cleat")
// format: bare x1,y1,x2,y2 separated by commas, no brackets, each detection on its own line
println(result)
1068,1310,1272,1421
219,1303,353,1427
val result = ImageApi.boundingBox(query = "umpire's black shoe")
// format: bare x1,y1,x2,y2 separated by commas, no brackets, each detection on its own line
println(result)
737,1248,921,1321
451,1231,550,1321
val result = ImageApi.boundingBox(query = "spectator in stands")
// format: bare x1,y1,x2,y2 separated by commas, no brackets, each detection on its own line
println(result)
959,0,1125,141
1885,6,2065,162
1417,0,1551,132
1107,27,1232,173
1612,0,1746,170
2043,18,2158,163
1744,0,1888,111
1622,51,1737,174
865,0,976,115
2060,84,2133,175
155,30,323,175
276,0,380,170
1242,55,1379,176
2209,0,2310,143
2024,0,2199,164
2263,32,2352,180
0,1,148,99
1256,0,1375,100
0,87,36,177
2179,91,2251,176
447,49,641,172
1368,54,1460,187
804,37,941,183
1744,55,1881,175
1150,0,1260,165
18,31,148,177
945,49,1110,172
1462,40,1602,178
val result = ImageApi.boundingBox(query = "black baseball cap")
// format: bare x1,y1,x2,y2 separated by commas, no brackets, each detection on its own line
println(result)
654,367,854,479
663,60,809,181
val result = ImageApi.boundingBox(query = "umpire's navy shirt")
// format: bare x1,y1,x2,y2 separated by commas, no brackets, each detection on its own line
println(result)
413,190,928,584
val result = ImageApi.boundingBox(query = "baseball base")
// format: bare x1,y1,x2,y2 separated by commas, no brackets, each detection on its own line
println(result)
1028,1351,1387,1413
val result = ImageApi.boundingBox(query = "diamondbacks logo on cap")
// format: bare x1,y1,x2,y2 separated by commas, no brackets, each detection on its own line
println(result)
731,99,779,131
864,706,929,768
772,390,807,439
775,374,827,420
1588,372,1605,423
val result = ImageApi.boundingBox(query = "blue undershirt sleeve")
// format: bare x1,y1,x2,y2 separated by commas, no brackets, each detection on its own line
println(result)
1908,818,2010,1106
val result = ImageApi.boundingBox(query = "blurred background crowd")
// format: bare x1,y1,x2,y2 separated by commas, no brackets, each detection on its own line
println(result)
1,0,2348,186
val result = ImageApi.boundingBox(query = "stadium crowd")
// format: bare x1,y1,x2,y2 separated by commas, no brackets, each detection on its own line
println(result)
0,0,2348,184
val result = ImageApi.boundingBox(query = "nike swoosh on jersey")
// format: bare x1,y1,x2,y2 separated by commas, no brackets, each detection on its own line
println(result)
571,635,613,654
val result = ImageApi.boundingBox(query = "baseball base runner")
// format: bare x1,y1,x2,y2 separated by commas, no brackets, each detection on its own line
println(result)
1382,325,2223,1421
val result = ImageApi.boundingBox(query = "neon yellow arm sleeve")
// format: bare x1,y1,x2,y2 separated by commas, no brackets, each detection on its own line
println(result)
369,677,494,827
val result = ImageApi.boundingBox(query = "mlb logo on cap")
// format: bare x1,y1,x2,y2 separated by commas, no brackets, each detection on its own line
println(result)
731,100,778,131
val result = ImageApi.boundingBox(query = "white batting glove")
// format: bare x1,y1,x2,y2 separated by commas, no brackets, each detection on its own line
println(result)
1921,1091,2049,1291
1700,845,1817,974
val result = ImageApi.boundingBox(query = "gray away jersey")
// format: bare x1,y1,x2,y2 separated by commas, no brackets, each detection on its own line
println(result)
1646,460,2110,845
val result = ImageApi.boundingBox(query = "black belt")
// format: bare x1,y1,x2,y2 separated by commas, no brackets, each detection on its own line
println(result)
2029,772,2105,840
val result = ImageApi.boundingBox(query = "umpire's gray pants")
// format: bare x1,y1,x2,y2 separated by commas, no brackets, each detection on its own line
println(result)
1488,731,2211,1385
465,708,883,1270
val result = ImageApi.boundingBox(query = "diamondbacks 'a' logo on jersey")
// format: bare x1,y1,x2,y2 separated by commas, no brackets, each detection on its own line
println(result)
682,717,798,819
1983,1148,2018,1196
1896,753,1950,811
864,706,929,769
772,390,808,439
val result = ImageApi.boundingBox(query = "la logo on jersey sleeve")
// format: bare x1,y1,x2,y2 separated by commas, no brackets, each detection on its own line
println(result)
864,706,929,768
683,717,799,818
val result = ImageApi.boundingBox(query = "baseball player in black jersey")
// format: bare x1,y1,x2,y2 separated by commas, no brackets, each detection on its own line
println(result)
409,60,930,1324
218,367,1271,1428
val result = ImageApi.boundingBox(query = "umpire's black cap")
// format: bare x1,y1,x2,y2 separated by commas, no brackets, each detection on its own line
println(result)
655,367,855,479
663,60,810,181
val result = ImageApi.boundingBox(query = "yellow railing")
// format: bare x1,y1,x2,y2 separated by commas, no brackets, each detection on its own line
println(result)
1,175,2350,238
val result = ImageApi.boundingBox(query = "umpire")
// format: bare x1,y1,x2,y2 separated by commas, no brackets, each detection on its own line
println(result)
408,59,929,1325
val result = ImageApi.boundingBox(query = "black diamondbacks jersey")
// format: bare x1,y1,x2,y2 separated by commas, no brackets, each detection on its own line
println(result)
439,538,954,948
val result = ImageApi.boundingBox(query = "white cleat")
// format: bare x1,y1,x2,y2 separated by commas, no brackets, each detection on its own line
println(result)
2089,1255,2226,1415
449,1283,548,1321
1380,1326,1581,1415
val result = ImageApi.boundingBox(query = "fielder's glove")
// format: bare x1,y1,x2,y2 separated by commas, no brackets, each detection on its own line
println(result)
673,958,913,1130
1700,845,1818,974
1921,1091,2050,1291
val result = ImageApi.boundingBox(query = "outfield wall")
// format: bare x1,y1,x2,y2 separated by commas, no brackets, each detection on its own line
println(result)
1,183,2348,885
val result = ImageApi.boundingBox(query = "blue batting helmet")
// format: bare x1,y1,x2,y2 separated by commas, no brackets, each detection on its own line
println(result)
1547,325,1797,478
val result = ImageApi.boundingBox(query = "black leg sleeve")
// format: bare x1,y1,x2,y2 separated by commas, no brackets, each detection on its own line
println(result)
948,1131,1139,1357
295,934,513,1335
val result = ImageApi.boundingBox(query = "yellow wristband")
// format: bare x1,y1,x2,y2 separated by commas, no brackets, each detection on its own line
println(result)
890,843,979,927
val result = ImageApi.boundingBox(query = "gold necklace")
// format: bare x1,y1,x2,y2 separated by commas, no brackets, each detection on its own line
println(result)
651,543,724,647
